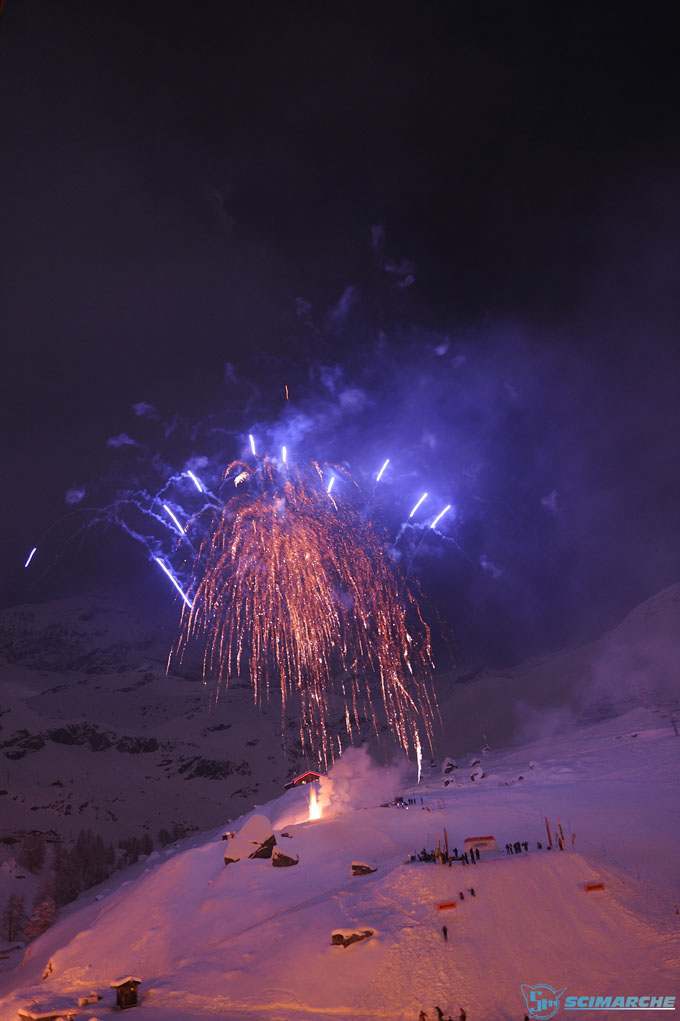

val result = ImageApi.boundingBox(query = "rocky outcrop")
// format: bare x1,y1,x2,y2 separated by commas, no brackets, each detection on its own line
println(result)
331,928,374,948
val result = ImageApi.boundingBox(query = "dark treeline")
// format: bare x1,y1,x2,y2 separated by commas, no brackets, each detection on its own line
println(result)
2,823,191,944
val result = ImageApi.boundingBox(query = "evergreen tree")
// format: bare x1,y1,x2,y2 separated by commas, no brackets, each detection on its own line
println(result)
24,883,56,941
18,833,46,873
51,841,81,907
2,893,26,942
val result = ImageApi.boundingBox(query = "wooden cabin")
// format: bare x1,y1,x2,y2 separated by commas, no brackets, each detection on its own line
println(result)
284,770,324,790
110,977,142,1009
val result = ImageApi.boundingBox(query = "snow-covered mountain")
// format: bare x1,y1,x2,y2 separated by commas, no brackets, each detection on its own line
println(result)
436,582,680,753
1,584,679,848
0,595,308,845
0,705,678,1021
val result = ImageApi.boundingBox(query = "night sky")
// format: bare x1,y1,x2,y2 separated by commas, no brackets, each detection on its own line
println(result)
1,2,679,667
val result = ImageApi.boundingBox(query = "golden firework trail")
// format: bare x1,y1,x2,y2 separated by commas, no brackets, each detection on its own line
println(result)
171,457,439,768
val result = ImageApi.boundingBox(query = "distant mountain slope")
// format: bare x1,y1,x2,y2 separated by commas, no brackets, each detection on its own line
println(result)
0,596,310,843
0,585,678,845
436,582,680,754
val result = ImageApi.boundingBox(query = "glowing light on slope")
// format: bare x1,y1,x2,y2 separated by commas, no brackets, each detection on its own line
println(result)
416,731,422,784
154,556,193,609
431,504,452,529
163,504,184,536
24,547,37,568
186,471,203,493
376,458,390,482
249,434,256,455
409,492,428,518
308,785,322,820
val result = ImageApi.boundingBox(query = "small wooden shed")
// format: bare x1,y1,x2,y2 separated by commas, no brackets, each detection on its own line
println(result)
110,977,142,1009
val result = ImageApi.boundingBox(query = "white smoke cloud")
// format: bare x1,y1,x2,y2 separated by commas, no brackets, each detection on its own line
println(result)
326,286,360,329
541,489,559,512
132,401,157,418
64,487,86,505
185,455,209,472
339,387,369,411
319,364,343,394
106,433,137,448
316,746,411,818
479,554,503,579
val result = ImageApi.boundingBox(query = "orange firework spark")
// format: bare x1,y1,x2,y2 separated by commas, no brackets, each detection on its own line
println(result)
171,458,439,768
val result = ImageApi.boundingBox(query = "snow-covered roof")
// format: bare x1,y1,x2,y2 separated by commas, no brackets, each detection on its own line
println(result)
284,770,324,789
223,813,275,862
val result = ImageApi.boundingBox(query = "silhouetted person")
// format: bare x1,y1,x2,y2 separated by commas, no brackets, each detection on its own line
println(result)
435,1008,444,1020
522,841,528,852
459,1009,467,1021
419,1011,428,1021
469,887,476,896
462,852,468,865
442,924,448,942
459,891,464,900
475,847,480,861
514,841,521,854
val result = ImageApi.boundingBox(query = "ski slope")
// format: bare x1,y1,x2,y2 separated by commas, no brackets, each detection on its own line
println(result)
1,704,678,1021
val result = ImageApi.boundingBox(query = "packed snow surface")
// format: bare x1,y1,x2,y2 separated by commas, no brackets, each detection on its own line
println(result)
1,705,678,1021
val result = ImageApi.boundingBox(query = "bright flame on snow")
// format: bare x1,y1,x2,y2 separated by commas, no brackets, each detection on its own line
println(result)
416,731,422,784
308,784,322,820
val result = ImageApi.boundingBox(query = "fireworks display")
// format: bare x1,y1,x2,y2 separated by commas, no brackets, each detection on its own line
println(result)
22,369,462,771
171,456,440,769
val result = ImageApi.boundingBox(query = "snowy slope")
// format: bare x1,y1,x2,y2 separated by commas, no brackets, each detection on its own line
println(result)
0,706,678,1021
